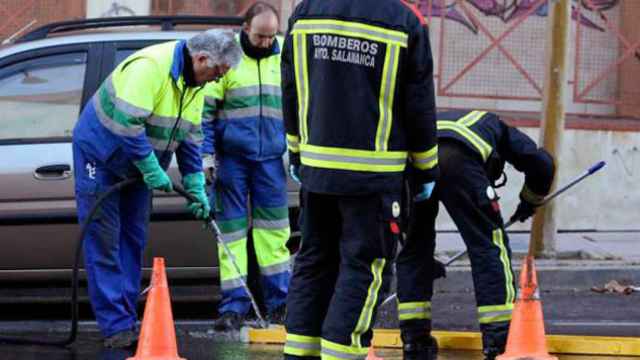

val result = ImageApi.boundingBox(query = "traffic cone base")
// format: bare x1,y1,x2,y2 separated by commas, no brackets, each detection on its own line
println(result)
496,256,557,360
128,258,185,360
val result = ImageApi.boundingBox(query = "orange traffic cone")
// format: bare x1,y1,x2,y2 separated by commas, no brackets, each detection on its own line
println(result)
366,346,383,360
496,256,557,360
128,257,185,360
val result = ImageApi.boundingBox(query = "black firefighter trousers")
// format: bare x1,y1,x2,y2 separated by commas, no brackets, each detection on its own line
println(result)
284,190,400,360
396,142,515,348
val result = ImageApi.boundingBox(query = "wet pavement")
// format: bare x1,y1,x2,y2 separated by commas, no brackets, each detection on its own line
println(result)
1,332,638,360
1,330,638,360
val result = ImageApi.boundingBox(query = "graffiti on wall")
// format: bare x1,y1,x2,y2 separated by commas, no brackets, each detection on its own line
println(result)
418,0,620,34
101,2,136,17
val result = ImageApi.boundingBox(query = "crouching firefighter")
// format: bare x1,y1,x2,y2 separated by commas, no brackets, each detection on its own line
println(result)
71,30,241,348
281,0,439,359
396,110,555,360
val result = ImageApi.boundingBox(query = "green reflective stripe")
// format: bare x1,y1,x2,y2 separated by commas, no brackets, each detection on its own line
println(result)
437,121,493,161
293,33,309,143
375,44,399,152
457,110,487,127
93,95,145,137
220,229,247,245
222,93,282,111
260,260,290,276
253,218,290,230
300,145,407,172
284,334,321,357
398,301,432,321
217,217,248,233
411,145,439,170
492,229,516,304
220,106,282,120
204,96,218,107
186,128,204,146
220,276,248,291
321,338,369,360
293,19,408,47
287,134,300,153
351,258,385,348
253,207,289,221
227,84,281,98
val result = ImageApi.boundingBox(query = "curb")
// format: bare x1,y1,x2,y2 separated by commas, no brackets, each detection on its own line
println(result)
248,326,640,356
432,265,640,292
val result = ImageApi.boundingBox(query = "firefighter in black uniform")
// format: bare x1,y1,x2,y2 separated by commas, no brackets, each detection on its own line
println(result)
396,110,555,360
281,0,439,358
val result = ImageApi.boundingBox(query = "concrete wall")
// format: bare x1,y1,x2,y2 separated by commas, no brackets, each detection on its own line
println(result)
435,127,640,231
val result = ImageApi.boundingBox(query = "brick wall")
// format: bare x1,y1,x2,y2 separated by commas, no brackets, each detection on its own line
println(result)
0,0,86,41
151,0,282,18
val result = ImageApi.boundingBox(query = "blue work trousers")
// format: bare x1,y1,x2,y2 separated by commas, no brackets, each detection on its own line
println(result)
73,142,150,337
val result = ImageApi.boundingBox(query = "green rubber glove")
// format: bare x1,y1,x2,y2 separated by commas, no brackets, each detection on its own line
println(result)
183,172,211,220
133,153,173,192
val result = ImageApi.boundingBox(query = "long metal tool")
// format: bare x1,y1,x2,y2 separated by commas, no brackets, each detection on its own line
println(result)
172,183,268,328
381,160,606,307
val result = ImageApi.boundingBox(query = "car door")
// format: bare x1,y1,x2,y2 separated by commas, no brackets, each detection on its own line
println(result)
0,43,102,276
104,40,218,272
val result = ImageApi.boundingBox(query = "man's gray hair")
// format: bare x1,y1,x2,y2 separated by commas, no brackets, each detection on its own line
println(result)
187,29,242,68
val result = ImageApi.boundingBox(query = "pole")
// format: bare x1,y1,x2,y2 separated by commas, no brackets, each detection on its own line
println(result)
530,0,572,257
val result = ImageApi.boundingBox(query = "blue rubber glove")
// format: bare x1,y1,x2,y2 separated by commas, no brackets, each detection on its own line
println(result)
183,172,211,220
133,153,173,192
414,181,436,202
289,164,301,185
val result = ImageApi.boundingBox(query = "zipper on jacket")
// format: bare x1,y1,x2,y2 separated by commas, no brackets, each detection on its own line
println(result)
257,59,263,159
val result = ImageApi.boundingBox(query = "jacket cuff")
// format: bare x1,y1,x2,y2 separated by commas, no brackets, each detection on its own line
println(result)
520,184,545,205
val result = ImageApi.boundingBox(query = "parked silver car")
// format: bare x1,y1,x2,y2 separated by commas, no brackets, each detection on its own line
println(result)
0,17,299,283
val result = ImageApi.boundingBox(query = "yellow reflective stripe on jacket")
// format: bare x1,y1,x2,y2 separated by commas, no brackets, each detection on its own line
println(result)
437,121,492,161
398,301,432,321
285,333,321,357
300,144,407,172
292,19,408,48
478,303,514,324
411,145,438,170
456,110,487,127
492,229,516,305
287,133,300,153
351,258,386,348
375,44,400,151
293,33,310,143
321,338,369,360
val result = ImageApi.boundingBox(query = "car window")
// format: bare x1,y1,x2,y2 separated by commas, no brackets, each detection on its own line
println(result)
0,52,87,141
115,49,136,65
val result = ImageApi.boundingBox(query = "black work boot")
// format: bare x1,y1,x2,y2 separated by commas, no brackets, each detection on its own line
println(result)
267,303,286,325
213,312,243,331
402,334,438,360
481,322,509,360
103,329,138,349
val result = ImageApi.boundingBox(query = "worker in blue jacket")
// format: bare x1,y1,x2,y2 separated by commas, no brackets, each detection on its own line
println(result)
72,29,241,348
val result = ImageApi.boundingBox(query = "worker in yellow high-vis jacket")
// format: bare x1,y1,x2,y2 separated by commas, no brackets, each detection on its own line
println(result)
72,29,241,348
201,2,291,331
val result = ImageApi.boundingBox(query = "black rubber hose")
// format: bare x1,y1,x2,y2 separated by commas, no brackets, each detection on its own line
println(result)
0,178,138,347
